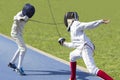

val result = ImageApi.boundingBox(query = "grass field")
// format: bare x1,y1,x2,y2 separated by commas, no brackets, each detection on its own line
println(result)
0,0,120,79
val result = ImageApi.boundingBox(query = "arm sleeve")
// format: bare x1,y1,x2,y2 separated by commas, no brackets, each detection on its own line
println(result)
16,16,29,22
14,11,29,21
79,20,104,30
20,16,29,21
63,42,74,48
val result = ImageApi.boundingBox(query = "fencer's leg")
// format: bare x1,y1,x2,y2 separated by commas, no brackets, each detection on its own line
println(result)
12,35,26,69
13,35,27,75
17,47,26,69
82,45,113,80
69,49,81,80
8,49,20,70
97,69,113,80
82,45,99,75
17,51,26,75
70,62,76,80
17,51,25,69
16,47,26,75
10,49,20,63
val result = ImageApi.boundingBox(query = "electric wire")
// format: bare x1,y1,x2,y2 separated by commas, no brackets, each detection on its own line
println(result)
29,19,63,25
47,0,61,37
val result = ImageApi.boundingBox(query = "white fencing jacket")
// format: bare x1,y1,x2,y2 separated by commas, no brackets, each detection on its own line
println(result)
11,11,29,36
63,20,104,50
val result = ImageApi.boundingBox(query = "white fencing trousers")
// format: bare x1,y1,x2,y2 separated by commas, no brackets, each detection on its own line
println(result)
10,34,27,69
69,45,99,75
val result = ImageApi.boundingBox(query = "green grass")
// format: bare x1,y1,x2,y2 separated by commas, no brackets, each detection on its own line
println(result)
0,0,120,79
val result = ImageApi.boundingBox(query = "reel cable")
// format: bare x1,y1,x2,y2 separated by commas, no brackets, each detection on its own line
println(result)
47,0,61,37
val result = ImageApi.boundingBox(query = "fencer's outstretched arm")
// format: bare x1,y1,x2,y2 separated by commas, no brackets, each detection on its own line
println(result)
79,19,110,30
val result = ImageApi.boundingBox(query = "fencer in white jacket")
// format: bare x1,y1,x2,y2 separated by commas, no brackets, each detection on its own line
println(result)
8,3,35,75
58,12,113,80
